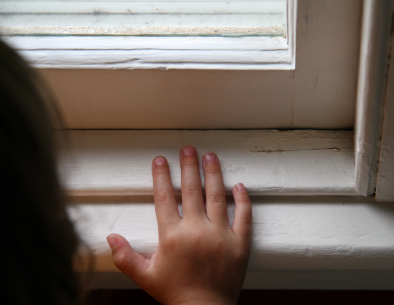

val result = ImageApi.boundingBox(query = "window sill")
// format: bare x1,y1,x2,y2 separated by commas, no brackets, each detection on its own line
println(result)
64,129,394,289
59,129,356,196
71,195,394,290
64,130,394,289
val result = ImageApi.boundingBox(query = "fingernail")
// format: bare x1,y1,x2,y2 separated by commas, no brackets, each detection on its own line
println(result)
106,235,118,249
236,183,246,192
182,146,196,155
204,152,217,163
154,156,166,165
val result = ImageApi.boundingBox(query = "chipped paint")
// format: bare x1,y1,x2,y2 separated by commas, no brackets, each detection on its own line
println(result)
251,147,341,153
0,25,285,36
58,129,356,196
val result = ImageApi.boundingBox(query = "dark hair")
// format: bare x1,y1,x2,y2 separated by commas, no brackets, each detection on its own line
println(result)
0,39,79,304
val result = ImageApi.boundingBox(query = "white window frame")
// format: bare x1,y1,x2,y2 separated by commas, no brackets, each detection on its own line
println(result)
55,0,392,200
3,0,360,132
354,0,393,198
66,0,394,291
4,0,387,199
5,0,394,290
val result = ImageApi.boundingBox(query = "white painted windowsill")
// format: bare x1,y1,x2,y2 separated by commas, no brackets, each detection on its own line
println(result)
71,196,394,290
27,0,393,289
59,130,356,196
63,130,394,290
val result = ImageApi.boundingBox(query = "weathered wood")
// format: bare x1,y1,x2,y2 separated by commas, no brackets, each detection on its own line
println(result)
375,2,394,201
354,0,392,196
70,195,394,289
3,36,288,51
4,1,360,129
59,130,356,196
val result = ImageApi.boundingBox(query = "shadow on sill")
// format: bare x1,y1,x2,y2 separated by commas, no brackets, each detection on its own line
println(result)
85,289,394,305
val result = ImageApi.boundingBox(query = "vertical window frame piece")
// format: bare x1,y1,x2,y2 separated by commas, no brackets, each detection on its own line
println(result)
354,0,393,197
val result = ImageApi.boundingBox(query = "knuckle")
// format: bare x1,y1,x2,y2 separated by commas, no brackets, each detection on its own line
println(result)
182,156,199,167
237,201,252,217
208,192,224,204
112,252,129,271
240,212,253,226
204,163,220,174
237,192,251,202
182,184,201,197
153,164,169,175
155,190,172,205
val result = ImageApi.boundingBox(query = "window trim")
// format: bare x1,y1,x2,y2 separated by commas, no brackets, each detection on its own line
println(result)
375,1,394,202
3,35,294,70
4,0,389,198
58,0,394,290
71,195,394,290
55,0,391,198
4,0,360,131
1,0,296,70
59,129,356,196
354,0,393,197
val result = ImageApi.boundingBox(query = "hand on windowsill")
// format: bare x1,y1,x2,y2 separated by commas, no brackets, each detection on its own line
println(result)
107,145,252,305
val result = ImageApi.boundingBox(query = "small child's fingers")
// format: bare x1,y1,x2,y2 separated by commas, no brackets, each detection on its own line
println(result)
202,152,228,226
107,234,150,285
232,184,252,246
152,156,181,231
180,146,205,220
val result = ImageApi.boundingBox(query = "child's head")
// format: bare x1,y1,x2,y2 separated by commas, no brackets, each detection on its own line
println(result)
0,38,79,305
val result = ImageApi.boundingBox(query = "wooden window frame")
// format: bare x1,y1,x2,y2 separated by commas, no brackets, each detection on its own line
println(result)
66,1,394,290
57,0,391,199
2,0,296,70
4,0,360,131
4,0,394,290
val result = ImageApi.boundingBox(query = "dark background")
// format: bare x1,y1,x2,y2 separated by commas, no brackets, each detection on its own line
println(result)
86,289,394,305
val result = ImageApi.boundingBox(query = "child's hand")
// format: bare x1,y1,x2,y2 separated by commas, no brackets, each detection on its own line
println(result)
107,145,252,305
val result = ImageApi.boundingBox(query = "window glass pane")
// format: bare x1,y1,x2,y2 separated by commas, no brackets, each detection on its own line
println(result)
0,0,287,36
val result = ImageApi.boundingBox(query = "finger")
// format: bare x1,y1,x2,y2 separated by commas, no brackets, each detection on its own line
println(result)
202,152,228,225
180,145,205,219
107,234,150,285
152,156,181,231
232,183,252,246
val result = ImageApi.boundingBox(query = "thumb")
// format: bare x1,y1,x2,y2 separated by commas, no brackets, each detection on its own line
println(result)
106,234,150,283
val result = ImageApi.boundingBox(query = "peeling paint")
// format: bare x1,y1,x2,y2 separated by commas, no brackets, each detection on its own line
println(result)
0,25,285,36
251,147,341,153
59,129,356,196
